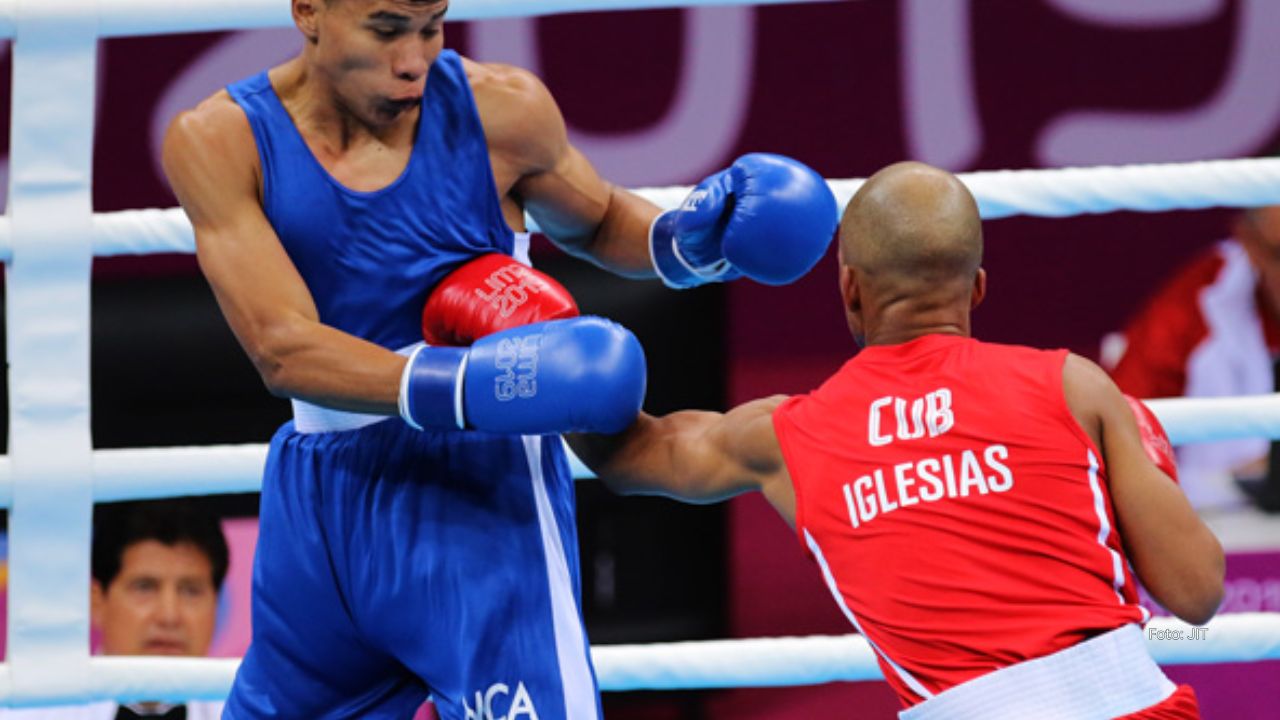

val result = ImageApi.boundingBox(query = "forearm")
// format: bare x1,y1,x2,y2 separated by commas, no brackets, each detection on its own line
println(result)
1095,381,1226,624
572,410,749,503
1117,481,1224,624
551,185,661,279
247,317,405,415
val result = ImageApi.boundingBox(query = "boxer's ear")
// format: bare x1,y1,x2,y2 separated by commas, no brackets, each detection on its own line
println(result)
970,267,986,310
293,0,322,43
840,264,866,345
838,263,859,311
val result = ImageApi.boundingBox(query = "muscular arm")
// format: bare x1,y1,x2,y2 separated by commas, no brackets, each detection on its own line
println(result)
568,396,797,524
1063,354,1224,625
162,94,406,414
472,61,661,278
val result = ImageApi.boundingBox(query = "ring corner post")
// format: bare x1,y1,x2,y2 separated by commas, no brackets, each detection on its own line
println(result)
4,0,100,707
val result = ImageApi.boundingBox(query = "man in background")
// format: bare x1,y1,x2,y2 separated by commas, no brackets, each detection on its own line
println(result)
1105,203,1280,511
0,499,229,719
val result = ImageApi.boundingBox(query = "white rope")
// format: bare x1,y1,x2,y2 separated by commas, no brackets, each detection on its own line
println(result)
87,658,238,705
0,0,842,39
0,440,595,507
1143,613,1280,666
0,392,1265,507
596,613,1280,691
595,634,882,690
956,157,1280,219
1147,394,1280,445
0,613,1272,703
90,445,268,503
91,208,202,258
1,158,1276,261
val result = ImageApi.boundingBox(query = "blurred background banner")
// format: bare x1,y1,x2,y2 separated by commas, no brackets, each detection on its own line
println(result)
0,1,1277,717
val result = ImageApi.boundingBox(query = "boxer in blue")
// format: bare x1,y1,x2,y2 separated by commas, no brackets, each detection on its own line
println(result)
162,1,838,717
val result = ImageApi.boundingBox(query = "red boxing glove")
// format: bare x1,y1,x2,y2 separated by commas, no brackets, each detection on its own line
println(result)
1124,394,1179,485
422,254,579,346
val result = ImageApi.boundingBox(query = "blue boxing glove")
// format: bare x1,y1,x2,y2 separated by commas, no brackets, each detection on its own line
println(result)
399,316,646,435
649,153,838,289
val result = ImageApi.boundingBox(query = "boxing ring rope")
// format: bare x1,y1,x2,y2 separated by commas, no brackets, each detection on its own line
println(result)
0,0,847,39
2,0,1280,708
6,157,1280,259
0,614,1275,702
0,394,1278,508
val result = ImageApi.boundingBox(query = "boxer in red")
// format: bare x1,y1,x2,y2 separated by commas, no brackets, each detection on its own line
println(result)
573,161,1225,719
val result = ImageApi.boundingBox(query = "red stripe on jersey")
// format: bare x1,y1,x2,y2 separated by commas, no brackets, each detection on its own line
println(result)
774,334,1145,707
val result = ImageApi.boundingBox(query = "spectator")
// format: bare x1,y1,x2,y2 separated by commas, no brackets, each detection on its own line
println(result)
1104,203,1280,511
0,499,230,719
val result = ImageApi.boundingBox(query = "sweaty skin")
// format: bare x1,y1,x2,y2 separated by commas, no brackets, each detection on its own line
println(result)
572,161,1225,626
163,0,661,417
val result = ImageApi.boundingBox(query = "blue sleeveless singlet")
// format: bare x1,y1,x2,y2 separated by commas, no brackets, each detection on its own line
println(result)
226,50,514,349
221,53,598,720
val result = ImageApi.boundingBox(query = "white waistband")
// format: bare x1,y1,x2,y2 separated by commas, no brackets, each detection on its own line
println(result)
899,624,1175,720
290,342,425,434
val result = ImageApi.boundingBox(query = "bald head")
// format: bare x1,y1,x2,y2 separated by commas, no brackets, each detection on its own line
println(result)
840,161,982,290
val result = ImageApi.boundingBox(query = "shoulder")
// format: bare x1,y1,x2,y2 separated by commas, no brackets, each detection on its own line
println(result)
463,56,565,174
736,395,791,465
738,394,790,429
163,89,259,182
162,90,260,205
463,57,551,121
1062,351,1125,439
1057,350,1116,405
1064,352,1113,392
165,89,255,156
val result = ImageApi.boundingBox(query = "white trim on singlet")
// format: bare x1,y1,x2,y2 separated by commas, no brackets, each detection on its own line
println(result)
512,231,533,267
803,529,935,702
522,435,599,720
1085,448,1149,622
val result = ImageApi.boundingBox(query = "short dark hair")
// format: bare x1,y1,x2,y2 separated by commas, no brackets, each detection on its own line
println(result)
92,499,230,591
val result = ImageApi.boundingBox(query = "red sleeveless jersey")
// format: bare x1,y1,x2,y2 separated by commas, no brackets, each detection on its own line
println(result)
773,334,1148,707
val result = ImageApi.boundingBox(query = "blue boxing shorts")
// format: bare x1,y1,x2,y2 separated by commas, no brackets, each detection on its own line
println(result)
224,417,601,720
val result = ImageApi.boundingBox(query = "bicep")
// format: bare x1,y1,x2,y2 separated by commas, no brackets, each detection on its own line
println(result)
162,109,318,359
162,100,408,413
194,210,319,353
493,75,614,243
476,63,658,271
520,148,659,275
517,144,613,242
